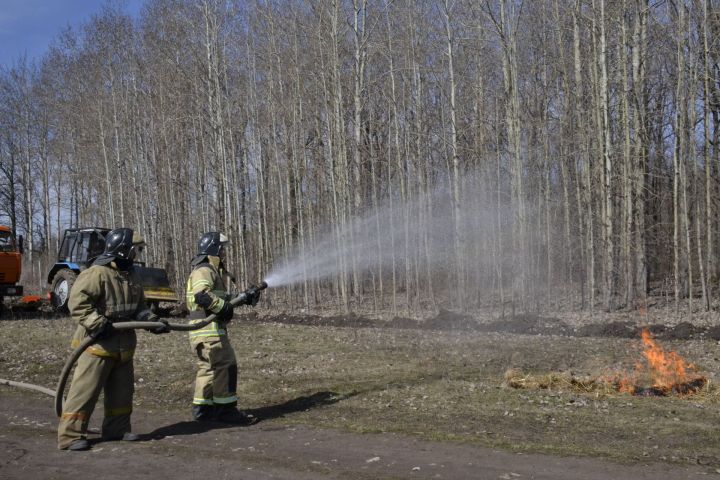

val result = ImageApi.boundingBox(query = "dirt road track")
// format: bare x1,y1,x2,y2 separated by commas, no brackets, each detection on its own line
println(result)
0,389,717,480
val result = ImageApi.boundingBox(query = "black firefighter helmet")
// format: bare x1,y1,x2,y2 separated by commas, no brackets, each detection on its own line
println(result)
197,231,228,256
94,228,135,265
191,232,229,266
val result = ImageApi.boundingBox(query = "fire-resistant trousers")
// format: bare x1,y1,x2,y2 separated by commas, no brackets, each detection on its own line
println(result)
57,351,134,449
192,336,238,407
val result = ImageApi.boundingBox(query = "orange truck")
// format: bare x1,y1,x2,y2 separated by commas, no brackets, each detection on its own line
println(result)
0,226,24,314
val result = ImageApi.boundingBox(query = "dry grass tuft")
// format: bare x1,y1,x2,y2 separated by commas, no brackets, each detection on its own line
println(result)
505,368,623,395
504,368,720,399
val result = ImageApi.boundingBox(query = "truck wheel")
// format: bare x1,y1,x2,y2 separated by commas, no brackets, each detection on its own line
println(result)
0,297,4,316
51,269,77,313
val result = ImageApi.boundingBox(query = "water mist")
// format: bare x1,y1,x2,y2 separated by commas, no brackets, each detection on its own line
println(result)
263,174,502,297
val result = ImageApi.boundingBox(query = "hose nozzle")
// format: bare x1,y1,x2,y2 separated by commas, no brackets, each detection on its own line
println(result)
246,281,268,296
228,280,268,308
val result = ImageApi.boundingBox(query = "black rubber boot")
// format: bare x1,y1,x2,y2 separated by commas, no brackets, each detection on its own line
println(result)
192,404,217,422
68,439,90,451
215,406,255,425
102,432,141,442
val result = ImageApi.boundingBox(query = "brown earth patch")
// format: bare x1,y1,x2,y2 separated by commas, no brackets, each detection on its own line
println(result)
2,390,714,480
241,312,715,341
576,321,636,338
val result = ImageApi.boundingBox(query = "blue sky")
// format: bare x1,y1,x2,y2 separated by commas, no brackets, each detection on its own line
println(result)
0,0,143,67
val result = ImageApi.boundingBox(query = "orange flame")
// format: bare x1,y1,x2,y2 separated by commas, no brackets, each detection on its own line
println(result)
639,329,694,390
611,329,704,396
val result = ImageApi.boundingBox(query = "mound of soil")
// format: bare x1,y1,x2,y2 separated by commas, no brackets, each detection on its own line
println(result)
424,308,478,330
645,324,667,336
387,316,421,329
705,325,720,340
324,312,376,328
662,322,701,340
479,314,572,336
240,311,376,328
238,310,712,342
577,321,636,338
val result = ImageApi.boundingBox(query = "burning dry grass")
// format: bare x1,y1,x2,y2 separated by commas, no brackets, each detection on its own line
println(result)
504,368,717,397
506,328,713,398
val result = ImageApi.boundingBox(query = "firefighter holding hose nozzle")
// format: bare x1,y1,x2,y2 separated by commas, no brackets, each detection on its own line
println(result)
186,232,262,423
57,228,168,451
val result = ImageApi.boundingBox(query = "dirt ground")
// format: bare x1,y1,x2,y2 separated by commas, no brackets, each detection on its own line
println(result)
0,389,715,480
3,307,720,478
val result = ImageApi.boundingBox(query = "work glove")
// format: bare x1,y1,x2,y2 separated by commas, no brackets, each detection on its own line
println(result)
247,289,261,307
137,310,170,334
148,319,170,335
194,291,213,309
92,318,114,339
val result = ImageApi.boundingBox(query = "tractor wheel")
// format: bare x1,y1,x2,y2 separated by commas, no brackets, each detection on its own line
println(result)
51,269,77,313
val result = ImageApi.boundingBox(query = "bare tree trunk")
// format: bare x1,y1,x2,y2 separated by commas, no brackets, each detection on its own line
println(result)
351,0,368,302
110,72,125,226
573,2,594,312
702,0,714,305
632,0,649,306
443,0,465,310
597,0,615,311
620,5,633,308
492,0,526,312
672,0,687,313
98,102,115,224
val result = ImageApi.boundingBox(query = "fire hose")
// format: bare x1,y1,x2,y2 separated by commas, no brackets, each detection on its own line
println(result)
2,282,267,417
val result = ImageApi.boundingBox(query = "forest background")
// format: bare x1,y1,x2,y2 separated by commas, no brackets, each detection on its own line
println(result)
0,0,717,317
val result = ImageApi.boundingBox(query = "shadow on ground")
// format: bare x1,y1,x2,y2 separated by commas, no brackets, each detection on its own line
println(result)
141,391,350,440
247,391,352,421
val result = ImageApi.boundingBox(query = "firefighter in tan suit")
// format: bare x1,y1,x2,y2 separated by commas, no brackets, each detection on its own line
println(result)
187,232,260,423
58,228,168,451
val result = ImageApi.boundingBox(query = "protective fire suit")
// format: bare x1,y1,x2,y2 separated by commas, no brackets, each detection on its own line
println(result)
57,263,154,449
186,255,239,420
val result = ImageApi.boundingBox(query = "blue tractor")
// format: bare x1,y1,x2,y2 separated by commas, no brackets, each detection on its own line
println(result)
48,227,179,312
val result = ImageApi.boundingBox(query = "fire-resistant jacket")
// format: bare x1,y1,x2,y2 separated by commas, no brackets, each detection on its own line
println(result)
186,255,230,343
69,263,153,360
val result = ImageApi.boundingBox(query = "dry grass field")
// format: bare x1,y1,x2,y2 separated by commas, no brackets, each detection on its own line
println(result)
2,309,720,468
